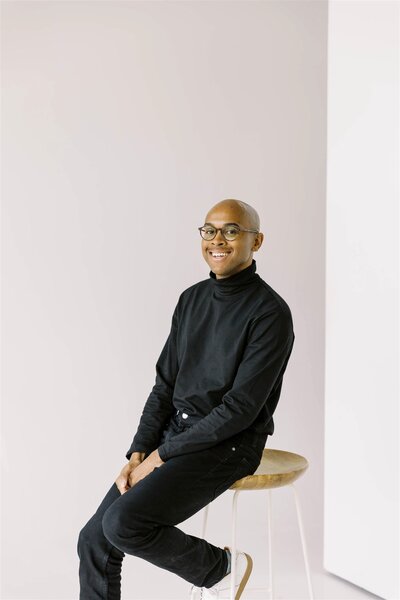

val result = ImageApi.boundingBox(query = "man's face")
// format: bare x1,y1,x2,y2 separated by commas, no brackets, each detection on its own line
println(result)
200,205,263,279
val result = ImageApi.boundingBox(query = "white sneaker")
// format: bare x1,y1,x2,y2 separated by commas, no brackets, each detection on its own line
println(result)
189,584,201,599
193,546,253,599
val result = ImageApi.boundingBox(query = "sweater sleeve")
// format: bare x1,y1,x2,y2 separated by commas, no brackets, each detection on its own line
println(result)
125,300,180,461
157,308,295,461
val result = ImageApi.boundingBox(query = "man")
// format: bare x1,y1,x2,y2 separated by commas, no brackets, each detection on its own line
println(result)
77,199,295,600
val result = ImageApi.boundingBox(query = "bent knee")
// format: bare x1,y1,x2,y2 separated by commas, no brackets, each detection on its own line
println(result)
102,507,156,552
101,506,127,548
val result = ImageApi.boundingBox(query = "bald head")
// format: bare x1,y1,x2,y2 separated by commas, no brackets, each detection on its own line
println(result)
205,198,260,231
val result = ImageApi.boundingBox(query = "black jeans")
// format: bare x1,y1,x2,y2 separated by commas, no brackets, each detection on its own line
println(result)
77,414,266,599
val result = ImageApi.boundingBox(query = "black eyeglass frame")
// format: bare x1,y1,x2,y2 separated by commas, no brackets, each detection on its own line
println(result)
198,224,260,241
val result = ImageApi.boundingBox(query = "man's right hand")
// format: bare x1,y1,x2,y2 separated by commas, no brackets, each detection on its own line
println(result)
115,452,146,495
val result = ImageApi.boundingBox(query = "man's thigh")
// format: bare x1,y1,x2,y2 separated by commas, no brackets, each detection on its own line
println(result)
111,436,260,528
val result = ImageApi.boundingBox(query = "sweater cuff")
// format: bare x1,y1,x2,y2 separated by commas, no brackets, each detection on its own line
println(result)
157,444,169,462
125,447,150,461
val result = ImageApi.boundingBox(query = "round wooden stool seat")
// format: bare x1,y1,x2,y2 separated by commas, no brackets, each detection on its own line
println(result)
229,448,309,491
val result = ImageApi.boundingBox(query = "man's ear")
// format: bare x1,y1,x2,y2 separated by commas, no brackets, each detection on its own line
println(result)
252,232,264,251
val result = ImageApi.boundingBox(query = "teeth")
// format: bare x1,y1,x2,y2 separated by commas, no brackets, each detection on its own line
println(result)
212,253,227,257
211,252,229,257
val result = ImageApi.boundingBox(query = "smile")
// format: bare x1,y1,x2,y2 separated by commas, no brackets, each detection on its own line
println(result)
209,251,231,261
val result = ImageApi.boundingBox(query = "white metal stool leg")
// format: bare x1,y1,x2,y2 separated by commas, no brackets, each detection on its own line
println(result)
290,483,314,600
266,488,274,600
202,503,210,538
230,490,240,600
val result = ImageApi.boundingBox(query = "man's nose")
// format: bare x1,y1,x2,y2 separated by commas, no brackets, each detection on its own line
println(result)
212,229,226,244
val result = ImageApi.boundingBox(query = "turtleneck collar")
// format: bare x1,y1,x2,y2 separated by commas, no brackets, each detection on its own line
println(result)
209,259,260,297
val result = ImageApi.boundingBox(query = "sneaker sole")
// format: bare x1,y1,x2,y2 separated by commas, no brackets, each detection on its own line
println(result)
235,552,253,600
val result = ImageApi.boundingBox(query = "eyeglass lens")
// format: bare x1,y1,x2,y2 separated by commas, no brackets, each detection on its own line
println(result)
201,226,240,240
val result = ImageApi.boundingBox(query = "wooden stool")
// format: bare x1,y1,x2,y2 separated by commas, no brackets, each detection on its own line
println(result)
194,448,314,600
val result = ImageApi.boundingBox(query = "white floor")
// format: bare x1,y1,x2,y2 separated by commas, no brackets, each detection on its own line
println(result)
234,537,384,600
238,569,383,600
122,569,383,600
118,540,384,600
118,503,386,600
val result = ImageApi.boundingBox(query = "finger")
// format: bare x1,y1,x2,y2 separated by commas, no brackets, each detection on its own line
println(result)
117,476,127,490
129,471,140,487
116,476,129,495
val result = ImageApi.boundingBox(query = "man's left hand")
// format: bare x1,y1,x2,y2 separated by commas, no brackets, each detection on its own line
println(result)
128,449,165,489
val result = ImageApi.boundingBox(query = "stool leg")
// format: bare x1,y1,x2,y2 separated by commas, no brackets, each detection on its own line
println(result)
289,483,314,600
266,488,274,600
201,503,210,539
230,490,240,600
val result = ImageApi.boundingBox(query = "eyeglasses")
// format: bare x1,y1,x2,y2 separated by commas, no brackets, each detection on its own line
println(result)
198,224,259,241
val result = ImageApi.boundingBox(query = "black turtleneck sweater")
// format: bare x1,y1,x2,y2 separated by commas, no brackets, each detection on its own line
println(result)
125,259,295,462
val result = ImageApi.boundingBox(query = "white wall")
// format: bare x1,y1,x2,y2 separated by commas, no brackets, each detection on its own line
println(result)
324,1,399,599
1,1,327,598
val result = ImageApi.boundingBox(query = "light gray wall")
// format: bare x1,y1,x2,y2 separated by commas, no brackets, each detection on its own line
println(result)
324,2,399,599
1,1,327,598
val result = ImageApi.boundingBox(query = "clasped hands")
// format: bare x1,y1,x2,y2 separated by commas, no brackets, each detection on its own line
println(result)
115,449,165,495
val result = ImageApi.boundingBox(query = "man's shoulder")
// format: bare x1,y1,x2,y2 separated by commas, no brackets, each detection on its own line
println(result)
255,275,293,320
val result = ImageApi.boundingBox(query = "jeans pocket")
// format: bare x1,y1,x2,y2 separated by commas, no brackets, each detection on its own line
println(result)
207,430,247,464
211,455,257,501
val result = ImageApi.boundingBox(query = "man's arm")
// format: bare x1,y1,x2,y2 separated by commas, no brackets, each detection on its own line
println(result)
157,307,295,462
125,299,180,461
